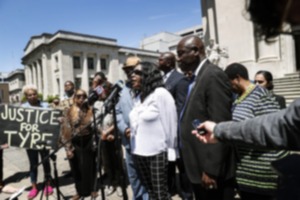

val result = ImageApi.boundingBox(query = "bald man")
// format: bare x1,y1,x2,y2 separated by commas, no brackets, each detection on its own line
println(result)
177,36,236,200
158,52,193,199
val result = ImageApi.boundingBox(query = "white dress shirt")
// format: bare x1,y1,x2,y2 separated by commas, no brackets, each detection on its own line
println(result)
130,87,177,157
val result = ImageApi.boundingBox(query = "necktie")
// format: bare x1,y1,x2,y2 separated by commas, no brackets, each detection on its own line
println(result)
179,75,195,121
178,75,195,148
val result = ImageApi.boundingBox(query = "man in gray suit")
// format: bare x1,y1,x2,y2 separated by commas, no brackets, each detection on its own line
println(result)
116,56,148,200
177,36,236,200
158,52,193,200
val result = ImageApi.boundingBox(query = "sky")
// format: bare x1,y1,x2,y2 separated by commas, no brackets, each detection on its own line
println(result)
0,0,201,73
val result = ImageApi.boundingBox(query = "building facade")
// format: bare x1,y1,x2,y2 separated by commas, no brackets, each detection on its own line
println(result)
6,69,25,103
0,83,9,104
201,0,297,78
140,25,203,53
22,30,159,99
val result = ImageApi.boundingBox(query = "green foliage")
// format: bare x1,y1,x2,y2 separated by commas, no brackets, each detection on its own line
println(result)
46,95,59,103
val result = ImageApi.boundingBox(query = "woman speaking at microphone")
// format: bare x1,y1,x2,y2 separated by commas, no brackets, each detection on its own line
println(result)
60,89,97,200
130,62,177,200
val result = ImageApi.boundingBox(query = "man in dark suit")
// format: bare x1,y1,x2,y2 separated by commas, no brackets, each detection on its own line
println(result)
158,52,189,116
158,52,193,200
177,36,236,200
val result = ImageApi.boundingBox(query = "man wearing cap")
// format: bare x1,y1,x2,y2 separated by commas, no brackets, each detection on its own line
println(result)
116,56,148,200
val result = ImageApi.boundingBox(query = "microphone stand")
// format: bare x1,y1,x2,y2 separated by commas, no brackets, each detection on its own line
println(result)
91,106,105,200
49,153,61,200
39,144,50,200
91,95,128,200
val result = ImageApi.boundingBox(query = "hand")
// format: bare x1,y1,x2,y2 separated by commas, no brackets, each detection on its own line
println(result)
201,172,217,189
66,150,74,159
191,121,218,144
125,128,131,138
101,131,108,140
57,117,64,123
0,144,9,149
107,134,115,142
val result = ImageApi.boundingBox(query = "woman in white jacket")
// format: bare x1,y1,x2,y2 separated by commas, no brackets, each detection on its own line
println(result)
130,61,177,200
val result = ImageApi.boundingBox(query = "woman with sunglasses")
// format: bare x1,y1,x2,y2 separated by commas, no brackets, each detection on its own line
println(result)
60,89,97,200
129,61,177,200
254,70,286,109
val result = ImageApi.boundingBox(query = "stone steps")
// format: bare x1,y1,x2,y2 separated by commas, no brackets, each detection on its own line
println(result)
273,72,300,107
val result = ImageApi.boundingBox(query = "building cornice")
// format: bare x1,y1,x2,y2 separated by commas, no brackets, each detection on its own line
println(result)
22,30,160,64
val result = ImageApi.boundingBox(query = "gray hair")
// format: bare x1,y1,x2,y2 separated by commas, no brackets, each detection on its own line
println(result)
22,84,38,95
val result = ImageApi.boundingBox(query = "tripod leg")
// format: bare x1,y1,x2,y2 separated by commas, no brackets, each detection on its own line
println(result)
39,181,45,200
50,155,67,200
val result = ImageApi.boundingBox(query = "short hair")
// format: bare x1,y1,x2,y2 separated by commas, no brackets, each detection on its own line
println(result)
94,72,107,81
255,70,274,90
139,62,164,99
225,63,249,80
64,80,74,87
22,84,38,96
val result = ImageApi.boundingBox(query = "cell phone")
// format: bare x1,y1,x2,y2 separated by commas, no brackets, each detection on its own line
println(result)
192,119,207,135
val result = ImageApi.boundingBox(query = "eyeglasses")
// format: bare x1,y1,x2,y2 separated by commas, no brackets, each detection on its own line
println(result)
123,67,134,74
254,80,265,84
132,69,143,76
75,94,87,99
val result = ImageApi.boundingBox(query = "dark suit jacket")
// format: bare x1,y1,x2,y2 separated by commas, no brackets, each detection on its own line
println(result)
165,70,189,116
180,60,236,184
274,94,286,109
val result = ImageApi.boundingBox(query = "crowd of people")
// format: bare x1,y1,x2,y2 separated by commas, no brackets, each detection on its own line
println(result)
0,0,300,200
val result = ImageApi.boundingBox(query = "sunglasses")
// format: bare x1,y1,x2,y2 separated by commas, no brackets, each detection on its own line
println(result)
75,94,87,99
132,69,143,76
254,80,265,84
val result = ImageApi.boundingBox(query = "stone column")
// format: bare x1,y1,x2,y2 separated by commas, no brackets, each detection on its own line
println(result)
42,54,49,98
25,65,32,85
32,62,37,87
96,54,101,72
81,52,89,92
37,60,42,93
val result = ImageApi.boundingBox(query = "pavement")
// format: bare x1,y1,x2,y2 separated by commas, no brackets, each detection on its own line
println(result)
0,147,181,200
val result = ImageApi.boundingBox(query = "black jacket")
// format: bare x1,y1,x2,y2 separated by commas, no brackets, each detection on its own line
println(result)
180,60,236,183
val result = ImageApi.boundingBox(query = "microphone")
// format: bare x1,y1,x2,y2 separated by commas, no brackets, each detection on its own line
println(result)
35,140,52,146
104,80,124,112
86,85,104,106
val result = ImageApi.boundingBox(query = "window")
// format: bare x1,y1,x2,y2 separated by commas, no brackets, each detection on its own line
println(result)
88,57,94,70
100,58,107,70
56,78,60,95
55,56,59,69
75,78,81,89
73,56,81,69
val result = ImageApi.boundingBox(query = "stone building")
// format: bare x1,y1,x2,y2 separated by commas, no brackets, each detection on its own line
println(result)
140,25,203,53
22,30,159,99
0,83,9,104
201,0,298,77
6,69,25,103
